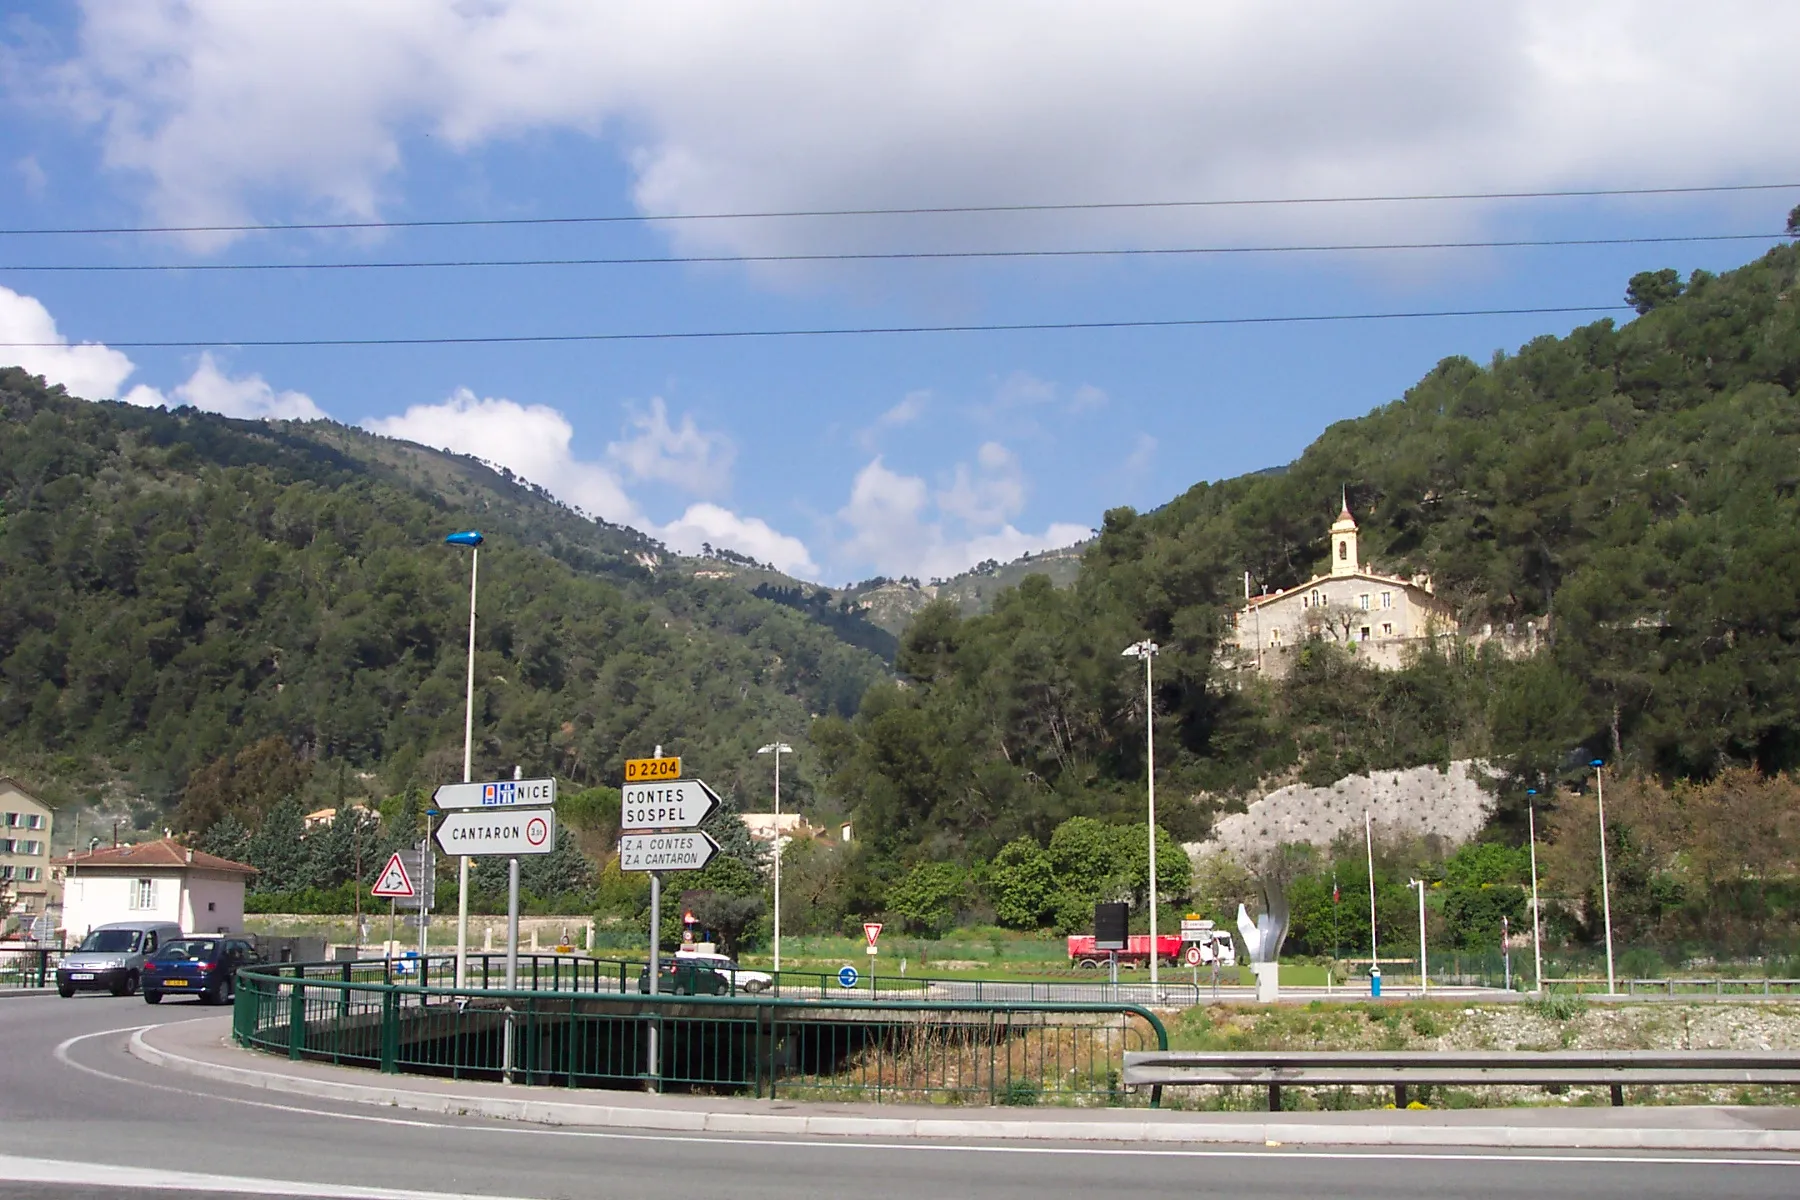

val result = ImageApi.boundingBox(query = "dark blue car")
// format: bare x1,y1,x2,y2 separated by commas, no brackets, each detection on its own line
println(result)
142,936,262,1005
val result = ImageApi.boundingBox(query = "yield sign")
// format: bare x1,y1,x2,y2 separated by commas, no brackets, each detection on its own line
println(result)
371,851,415,898
863,922,883,947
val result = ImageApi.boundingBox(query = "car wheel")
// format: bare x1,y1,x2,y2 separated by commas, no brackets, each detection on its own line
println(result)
744,980,767,994
110,975,131,997
58,984,74,998
1075,959,1098,971
144,992,162,1005
713,980,730,996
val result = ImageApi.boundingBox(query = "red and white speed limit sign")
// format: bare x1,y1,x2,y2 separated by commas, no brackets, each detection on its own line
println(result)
1184,945,1204,967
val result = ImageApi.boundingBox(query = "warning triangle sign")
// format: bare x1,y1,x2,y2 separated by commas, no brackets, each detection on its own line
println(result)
371,851,415,898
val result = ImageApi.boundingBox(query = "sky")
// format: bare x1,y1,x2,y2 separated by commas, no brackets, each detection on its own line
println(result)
0,2,1796,585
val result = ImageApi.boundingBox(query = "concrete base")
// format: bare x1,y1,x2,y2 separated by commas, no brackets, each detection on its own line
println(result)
1253,962,1280,1003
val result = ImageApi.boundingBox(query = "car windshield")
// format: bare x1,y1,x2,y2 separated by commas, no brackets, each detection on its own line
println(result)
153,939,220,961
76,930,140,953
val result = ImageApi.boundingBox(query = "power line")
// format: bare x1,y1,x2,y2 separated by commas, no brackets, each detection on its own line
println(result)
0,304,1630,350
0,232,1783,274
1,182,1794,238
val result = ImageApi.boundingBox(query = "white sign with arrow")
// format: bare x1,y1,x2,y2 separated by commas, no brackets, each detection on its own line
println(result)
435,809,557,856
618,829,721,872
432,778,557,810
619,780,721,831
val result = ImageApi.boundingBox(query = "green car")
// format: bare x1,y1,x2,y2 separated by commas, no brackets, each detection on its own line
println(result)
637,959,730,996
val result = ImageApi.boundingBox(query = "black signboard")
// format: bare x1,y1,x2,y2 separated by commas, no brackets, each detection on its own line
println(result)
1094,901,1129,951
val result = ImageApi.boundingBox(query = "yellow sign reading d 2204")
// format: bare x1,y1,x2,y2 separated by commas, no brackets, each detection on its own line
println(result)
624,756,682,783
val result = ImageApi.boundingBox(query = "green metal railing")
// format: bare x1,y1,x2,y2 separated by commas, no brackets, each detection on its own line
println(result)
235,960,1167,1108
0,947,60,989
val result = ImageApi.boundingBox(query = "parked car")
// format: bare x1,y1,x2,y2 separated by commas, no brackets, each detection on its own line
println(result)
673,950,773,994
57,921,184,997
142,935,264,1005
637,958,731,996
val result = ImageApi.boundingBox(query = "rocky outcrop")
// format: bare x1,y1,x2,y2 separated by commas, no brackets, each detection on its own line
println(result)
1185,761,1496,865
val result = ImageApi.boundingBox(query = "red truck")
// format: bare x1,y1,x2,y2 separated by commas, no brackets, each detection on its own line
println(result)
1066,933,1184,969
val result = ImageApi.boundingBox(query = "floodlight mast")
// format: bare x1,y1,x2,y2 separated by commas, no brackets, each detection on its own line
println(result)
1121,640,1160,984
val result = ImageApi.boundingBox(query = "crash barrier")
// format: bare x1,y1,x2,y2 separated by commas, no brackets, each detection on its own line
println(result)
1545,977,1800,997
0,947,60,989
1122,1048,1800,1111
235,960,1168,1107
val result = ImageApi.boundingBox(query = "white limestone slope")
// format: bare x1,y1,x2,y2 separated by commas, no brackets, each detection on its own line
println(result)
1185,761,1496,865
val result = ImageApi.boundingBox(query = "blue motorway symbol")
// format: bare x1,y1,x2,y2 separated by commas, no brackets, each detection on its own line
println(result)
837,965,859,988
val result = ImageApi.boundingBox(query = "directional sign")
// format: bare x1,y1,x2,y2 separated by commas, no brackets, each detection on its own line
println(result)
620,779,721,831
432,778,557,811
434,809,557,856
618,829,721,872
371,851,415,898
837,965,859,989
624,756,682,783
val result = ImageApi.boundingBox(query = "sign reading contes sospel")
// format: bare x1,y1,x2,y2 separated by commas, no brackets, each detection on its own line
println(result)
619,779,721,831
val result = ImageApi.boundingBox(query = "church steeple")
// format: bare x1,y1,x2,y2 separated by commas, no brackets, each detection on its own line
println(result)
1330,495,1359,577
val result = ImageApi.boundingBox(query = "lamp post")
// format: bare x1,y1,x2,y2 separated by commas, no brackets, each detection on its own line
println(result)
757,741,793,973
1591,759,1617,995
445,530,483,989
1408,878,1428,995
1121,640,1160,984
1526,787,1544,994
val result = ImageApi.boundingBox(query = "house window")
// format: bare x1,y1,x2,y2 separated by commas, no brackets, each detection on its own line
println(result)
1270,627,1283,646
2,813,16,827
0,866,12,881
24,814,43,830
20,867,39,883
0,839,11,854
1358,594,1371,610
14,840,40,855
1382,623,1393,636
131,878,156,910
1381,592,1393,609
1360,626,1371,641
1311,589,1324,607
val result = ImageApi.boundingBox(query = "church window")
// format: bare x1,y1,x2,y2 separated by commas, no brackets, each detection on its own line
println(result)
1311,589,1324,607
1381,591,1393,609
1338,541,1348,560
1382,622,1393,636
1359,626,1371,641
1357,594,1370,610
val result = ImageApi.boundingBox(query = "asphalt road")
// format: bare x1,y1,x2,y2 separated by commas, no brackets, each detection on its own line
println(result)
3,992,1798,1200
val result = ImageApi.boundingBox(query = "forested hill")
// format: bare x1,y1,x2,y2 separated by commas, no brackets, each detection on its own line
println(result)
820,240,1800,871
0,374,888,820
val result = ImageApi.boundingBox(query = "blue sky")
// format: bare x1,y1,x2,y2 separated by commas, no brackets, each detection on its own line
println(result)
1,2,1796,584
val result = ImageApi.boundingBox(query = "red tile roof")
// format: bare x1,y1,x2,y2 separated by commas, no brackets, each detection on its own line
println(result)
54,836,257,876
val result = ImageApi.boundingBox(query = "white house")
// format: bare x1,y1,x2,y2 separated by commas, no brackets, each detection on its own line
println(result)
55,838,256,939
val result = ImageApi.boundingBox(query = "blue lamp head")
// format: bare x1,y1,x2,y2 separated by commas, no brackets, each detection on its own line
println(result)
445,531,484,547
1526,788,1537,796
1589,759,1604,768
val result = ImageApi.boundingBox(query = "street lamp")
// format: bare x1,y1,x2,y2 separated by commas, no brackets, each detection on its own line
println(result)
1120,639,1160,985
445,530,483,988
1408,878,1428,995
758,741,793,973
1591,759,1617,995
1526,788,1544,995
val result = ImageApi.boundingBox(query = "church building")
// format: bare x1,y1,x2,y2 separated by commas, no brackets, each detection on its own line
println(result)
1225,500,1459,678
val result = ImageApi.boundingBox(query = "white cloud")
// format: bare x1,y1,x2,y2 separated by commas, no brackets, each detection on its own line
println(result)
662,502,819,578
363,388,819,576
836,448,1081,581
35,3,1800,255
164,352,326,420
856,389,930,450
0,284,138,400
365,389,640,523
606,396,733,495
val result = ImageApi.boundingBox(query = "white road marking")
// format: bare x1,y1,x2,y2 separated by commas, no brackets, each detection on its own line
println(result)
0,1153,540,1199
49,1027,1800,1170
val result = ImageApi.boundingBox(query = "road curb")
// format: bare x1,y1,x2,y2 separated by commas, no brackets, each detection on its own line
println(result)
128,1026,1800,1152
0,989,51,1001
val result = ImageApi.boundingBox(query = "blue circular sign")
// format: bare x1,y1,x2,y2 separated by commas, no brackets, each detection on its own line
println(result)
837,965,859,988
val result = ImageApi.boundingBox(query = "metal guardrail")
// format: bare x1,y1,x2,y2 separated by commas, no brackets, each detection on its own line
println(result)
1123,1048,1800,1110
1545,977,1800,996
235,958,1167,1107
0,947,60,989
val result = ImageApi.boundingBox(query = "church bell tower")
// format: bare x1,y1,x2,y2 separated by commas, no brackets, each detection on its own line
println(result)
1330,497,1358,577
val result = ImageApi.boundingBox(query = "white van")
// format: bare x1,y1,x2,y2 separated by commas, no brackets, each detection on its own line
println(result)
57,921,185,997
